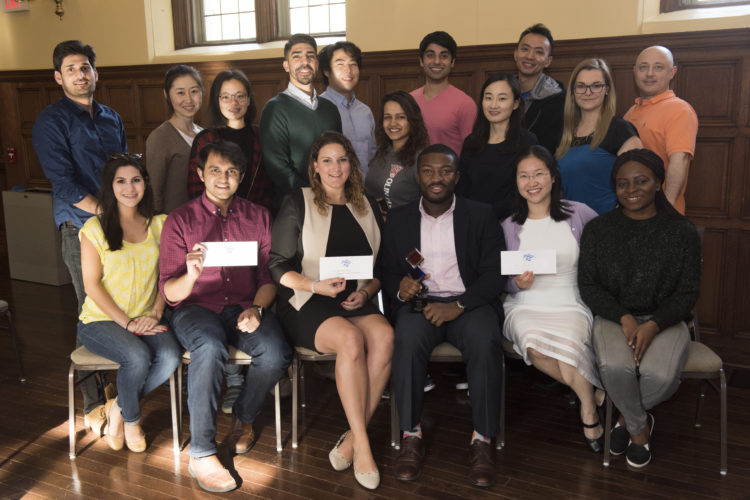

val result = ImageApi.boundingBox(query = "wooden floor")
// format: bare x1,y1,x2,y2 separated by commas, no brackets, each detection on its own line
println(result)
1,270,749,499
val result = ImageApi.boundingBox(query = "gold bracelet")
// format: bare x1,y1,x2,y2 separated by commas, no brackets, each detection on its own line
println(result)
359,288,370,301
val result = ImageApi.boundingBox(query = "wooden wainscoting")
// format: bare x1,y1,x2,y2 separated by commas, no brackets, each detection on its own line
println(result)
0,28,748,365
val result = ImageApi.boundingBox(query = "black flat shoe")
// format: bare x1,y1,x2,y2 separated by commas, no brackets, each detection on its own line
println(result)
583,419,605,453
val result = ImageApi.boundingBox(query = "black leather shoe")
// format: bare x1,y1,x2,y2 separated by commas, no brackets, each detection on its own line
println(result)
394,436,424,481
468,440,496,487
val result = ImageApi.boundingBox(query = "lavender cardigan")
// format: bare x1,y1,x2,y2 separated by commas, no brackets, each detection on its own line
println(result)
501,200,598,294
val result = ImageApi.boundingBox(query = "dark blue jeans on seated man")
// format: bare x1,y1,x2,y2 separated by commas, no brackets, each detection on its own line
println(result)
170,304,292,458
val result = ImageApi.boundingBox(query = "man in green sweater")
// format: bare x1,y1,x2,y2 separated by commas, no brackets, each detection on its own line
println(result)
259,33,342,212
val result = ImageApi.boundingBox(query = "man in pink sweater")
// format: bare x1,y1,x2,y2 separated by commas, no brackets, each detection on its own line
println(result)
411,31,476,157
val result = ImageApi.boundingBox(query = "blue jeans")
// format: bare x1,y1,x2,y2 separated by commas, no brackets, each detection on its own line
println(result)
170,304,292,457
77,320,181,423
63,224,106,414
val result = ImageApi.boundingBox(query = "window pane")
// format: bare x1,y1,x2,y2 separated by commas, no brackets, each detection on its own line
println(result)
222,13,240,39
290,7,310,33
289,0,308,8
204,0,221,16
329,3,345,32
238,0,254,10
220,0,239,14
239,12,256,39
308,5,329,33
309,0,328,5
204,16,222,41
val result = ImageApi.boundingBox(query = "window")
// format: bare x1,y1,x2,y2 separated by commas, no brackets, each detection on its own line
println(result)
172,0,346,49
661,0,750,12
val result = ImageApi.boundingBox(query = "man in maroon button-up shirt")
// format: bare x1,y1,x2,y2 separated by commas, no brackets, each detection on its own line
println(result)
159,141,291,493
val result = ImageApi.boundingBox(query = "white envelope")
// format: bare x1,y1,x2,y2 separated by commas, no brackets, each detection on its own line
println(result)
319,255,373,280
201,241,258,267
501,250,556,275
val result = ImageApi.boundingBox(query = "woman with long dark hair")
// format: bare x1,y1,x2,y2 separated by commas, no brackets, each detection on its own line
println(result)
77,154,181,453
556,58,641,214
270,132,393,490
364,90,429,212
187,69,274,210
502,145,604,452
579,148,701,469
458,72,537,221
145,64,203,213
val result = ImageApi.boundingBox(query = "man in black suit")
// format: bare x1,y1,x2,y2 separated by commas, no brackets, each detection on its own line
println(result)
382,144,505,488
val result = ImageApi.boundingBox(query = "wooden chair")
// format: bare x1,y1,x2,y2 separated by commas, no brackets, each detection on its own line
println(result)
0,299,25,383
601,316,727,475
390,342,507,451
68,346,180,458
177,347,283,452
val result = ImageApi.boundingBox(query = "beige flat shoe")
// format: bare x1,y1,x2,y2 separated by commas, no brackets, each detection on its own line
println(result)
329,431,352,471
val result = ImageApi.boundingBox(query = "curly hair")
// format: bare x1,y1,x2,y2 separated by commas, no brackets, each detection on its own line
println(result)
374,90,429,166
99,154,154,251
308,131,368,216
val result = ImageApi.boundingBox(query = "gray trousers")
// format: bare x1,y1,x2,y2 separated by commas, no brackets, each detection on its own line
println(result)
592,316,689,436
62,224,106,414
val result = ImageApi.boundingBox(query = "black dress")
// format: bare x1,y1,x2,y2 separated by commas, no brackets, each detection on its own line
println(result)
275,204,381,351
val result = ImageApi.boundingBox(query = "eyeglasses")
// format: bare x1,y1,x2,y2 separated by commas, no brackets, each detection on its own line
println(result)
574,83,608,94
219,93,249,104
108,152,143,161
517,172,551,182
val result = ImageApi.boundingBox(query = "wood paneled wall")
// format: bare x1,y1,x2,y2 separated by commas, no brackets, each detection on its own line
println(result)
0,28,748,365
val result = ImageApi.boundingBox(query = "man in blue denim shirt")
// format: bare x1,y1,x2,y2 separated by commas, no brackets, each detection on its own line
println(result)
32,40,127,433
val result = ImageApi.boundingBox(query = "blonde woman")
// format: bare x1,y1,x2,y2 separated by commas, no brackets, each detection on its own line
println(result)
556,58,641,214
269,131,393,490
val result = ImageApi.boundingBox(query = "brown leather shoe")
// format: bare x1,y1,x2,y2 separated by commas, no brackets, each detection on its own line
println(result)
227,415,256,454
393,436,424,481
468,440,496,487
189,455,237,493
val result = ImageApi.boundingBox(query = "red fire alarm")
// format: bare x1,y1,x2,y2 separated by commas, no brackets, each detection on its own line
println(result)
6,147,18,164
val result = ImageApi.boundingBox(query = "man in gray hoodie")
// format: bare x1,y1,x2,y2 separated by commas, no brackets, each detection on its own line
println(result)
514,23,565,153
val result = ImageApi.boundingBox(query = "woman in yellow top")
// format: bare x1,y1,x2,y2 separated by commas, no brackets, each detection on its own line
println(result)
77,153,181,453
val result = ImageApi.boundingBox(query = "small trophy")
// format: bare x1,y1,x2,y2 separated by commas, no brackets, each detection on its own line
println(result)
405,248,429,312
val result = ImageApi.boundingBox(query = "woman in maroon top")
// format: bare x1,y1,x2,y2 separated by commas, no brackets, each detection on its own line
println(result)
187,69,274,211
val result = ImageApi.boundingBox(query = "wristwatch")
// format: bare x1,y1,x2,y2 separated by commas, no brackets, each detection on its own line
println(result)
251,305,264,319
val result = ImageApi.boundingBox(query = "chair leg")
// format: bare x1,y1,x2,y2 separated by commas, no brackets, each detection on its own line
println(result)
497,355,506,450
720,368,727,476
390,380,399,449
177,363,184,450
300,359,307,408
69,363,77,459
169,372,179,456
292,355,299,448
602,395,612,467
694,379,708,428
6,311,26,383
274,381,282,452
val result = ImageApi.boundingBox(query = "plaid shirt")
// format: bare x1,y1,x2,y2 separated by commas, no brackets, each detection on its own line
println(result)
187,125,275,212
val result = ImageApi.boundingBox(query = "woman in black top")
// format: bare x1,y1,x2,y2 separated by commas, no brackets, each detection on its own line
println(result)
269,132,392,490
458,73,537,220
